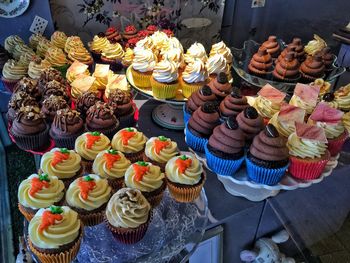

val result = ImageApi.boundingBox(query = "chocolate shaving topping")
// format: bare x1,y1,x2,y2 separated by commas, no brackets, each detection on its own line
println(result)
108,89,131,105
16,105,43,121
87,101,114,120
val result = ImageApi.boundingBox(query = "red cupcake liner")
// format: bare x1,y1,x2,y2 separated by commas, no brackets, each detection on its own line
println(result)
327,131,349,157
288,150,330,180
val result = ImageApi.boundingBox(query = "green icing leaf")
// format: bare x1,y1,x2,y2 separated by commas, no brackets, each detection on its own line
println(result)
126,127,134,132
136,161,148,166
180,155,188,160
49,206,63,214
39,173,50,182
108,149,118,154
91,131,101,136
60,148,69,154
83,175,94,181
158,135,167,141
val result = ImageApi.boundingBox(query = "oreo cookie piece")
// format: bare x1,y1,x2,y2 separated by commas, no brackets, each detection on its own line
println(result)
217,72,228,84
202,101,218,113
323,92,335,102
231,87,242,98
207,144,244,160
244,106,259,119
200,85,213,96
265,124,279,138
247,151,289,169
225,116,239,130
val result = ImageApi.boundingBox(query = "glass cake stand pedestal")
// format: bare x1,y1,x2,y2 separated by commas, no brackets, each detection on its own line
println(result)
24,189,209,263
126,67,186,130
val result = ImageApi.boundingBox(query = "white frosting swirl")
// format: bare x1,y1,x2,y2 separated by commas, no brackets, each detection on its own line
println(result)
152,59,178,83
206,53,228,75
132,48,156,73
184,42,208,64
182,59,208,83
209,41,232,64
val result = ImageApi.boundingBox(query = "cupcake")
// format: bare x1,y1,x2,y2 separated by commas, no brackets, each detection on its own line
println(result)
93,149,131,190
50,109,84,149
185,102,220,152
208,72,232,100
165,154,205,202
66,174,111,226
126,37,141,49
89,33,109,62
28,58,51,79
4,35,24,54
105,27,122,42
246,124,289,185
19,51,38,69
85,101,119,140
40,148,82,187
122,48,134,68
105,188,151,244
253,84,286,120
105,73,129,96
44,47,69,68
287,122,330,180
12,43,35,60
2,59,28,91
143,136,179,171
276,45,296,63
342,112,350,134
123,25,138,40
65,36,84,54
10,106,49,151
151,59,179,99
41,95,69,122
38,68,65,92
106,89,135,128
51,31,68,49
261,36,281,58
209,41,233,65
18,173,65,221
135,36,155,51
309,102,348,157
92,63,111,90
205,117,245,176
131,48,156,89
272,52,300,82
0,45,9,71
311,78,331,98
184,42,208,64
287,37,305,61
206,53,230,80
162,47,185,70
36,38,53,58
29,34,46,50
75,91,101,117
14,77,40,99
66,60,90,84
269,103,306,138
27,206,83,263
248,47,273,77
321,47,334,72
236,106,264,141
7,91,38,123
75,132,111,173
125,161,166,206
68,45,94,67
333,85,350,111
146,25,158,34
289,83,320,115
299,53,325,81
219,88,249,120
70,76,97,100
111,127,147,162
41,80,70,103
101,41,124,71
180,58,208,98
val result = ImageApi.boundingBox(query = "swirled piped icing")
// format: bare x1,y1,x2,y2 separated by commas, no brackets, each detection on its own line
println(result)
206,53,229,76
184,42,207,63
106,188,150,228
90,35,109,52
209,41,232,64
75,132,111,160
144,136,179,163
287,132,327,158
182,58,208,83
101,42,124,60
2,59,27,80
111,127,147,153
152,59,178,83
51,31,68,49
132,48,156,72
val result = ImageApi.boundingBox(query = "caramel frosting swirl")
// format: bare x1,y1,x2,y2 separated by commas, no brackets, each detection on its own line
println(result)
144,137,179,163
152,59,178,83
68,46,93,64
75,132,111,160
132,48,156,72
2,59,27,80
101,42,124,60
209,41,232,64
65,36,84,54
51,31,68,49
122,48,134,66
45,47,68,67
287,132,327,159
36,38,53,58
90,35,109,52
93,150,131,179
182,59,208,83
111,128,147,153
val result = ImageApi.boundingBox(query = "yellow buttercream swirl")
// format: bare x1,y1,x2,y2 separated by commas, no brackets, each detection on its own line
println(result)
18,174,64,209
162,48,185,68
315,121,345,139
90,35,109,52
209,41,233,64
289,95,316,115
144,137,178,163
36,38,53,58
68,46,93,64
92,150,131,179
254,96,281,118
2,59,27,80
40,148,82,179
132,48,156,73
65,36,84,54
311,78,331,98
75,132,111,160
268,113,296,138
125,162,164,192
122,48,134,66
165,155,203,185
4,35,24,54
287,132,327,159
66,62,90,83
334,85,350,111
28,59,51,79
106,188,150,228
111,128,147,153
101,42,124,60
66,174,111,211
51,31,68,49
28,206,81,249
45,47,68,67
342,112,350,134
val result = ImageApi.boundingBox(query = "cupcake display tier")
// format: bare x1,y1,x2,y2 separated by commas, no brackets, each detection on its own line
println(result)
126,66,186,130
25,189,208,263
231,40,346,95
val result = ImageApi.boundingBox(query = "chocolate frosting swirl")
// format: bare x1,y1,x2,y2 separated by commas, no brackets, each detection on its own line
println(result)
236,107,264,140
51,108,83,136
219,89,249,117
107,89,133,116
86,101,118,130
38,68,65,91
13,77,40,99
41,80,69,101
186,85,217,114
41,95,69,122
321,47,334,69
8,91,37,111
261,36,280,58
276,45,296,63
188,103,220,137
208,73,232,99
288,38,305,60
248,47,273,74
273,52,300,79
300,54,325,78
76,91,101,116
12,106,46,135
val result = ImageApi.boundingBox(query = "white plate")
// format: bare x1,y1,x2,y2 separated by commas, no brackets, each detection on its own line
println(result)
0,0,30,18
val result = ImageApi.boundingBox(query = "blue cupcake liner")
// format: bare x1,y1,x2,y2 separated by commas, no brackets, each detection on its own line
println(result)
183,105,191,125
185,125,207,153
204,143,244,176
245,157,289,186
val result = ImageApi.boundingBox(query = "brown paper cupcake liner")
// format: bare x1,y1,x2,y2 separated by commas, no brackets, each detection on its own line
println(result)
142,154,166,172
18,203,36,221
124,149,145,163
166,172,206,203
81,159,93,174
131,67,152,89
77,210,105,226
300,71,325,83
28,227,83,263
107,177,125,192
11,124,50,151
84,122,120,140
142,179,167,207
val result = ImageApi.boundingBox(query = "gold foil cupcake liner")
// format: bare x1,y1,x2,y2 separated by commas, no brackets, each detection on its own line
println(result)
131,67,152,89
150,77,179,99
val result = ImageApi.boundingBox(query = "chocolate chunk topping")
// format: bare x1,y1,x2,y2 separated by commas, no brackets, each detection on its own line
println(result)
230,87,242,98
323,92,335,102
97,32,105,38
217,72,228,84
225,116,239,130
265,124,279,138
244,106,258,119
202,102,217,113
200,85,212,96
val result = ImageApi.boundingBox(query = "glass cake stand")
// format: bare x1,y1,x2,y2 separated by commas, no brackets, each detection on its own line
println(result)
24,189,209,263
126,67,187,130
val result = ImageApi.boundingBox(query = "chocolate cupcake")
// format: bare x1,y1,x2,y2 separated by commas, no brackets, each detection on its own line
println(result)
184,85,217,123
272,52,300,82
7,91,38,123
248,47,273,77
276,45,296,64
219,88,249,120
0,44,9,71
205,117,245,176
246,124,289,185
208,72,232,101
123,25,138,40
41,80,70,102
38,68,65,92
41,95,69,122
105,27,122,42
85,101,119,140
236,106,264,141
107,89,135,128
10,105,49,151
320,47,334,72
13,77,40,100
261,36,281,58
288,38,305,61
300,53,325,81
50,108,84,149
185,102,220,152
75,91,101,118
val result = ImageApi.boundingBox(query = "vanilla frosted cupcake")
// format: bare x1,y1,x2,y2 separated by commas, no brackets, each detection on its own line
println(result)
184,42,208,64
209,41,233,64
4,35,24,54
36,38,53,58
289,83,320,115
181,58,208,98
165,154,205,202
92,63,111,90
111,127,147,162
89,34,109,61
2,59,28,90
162,48,185,69
143,136,179,170
101,41,124,71
206,52,231,80
93,149,131,190
40,148,82,187
131,48,157,89
122,48,134,68
66,174,111,225
125,161,165,206
18,173,65,221
51,31,68,49
28,58,51,79
19,51,38,67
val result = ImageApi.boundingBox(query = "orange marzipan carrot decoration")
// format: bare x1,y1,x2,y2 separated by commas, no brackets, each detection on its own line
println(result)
39,211,63,233
51,151,70,167
154,139,170,154
78,178,96,200
103,153,121,169
120,130,136,146
133,164,149,182
175,158,192,173
86,134,101,149
29,177,50,197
